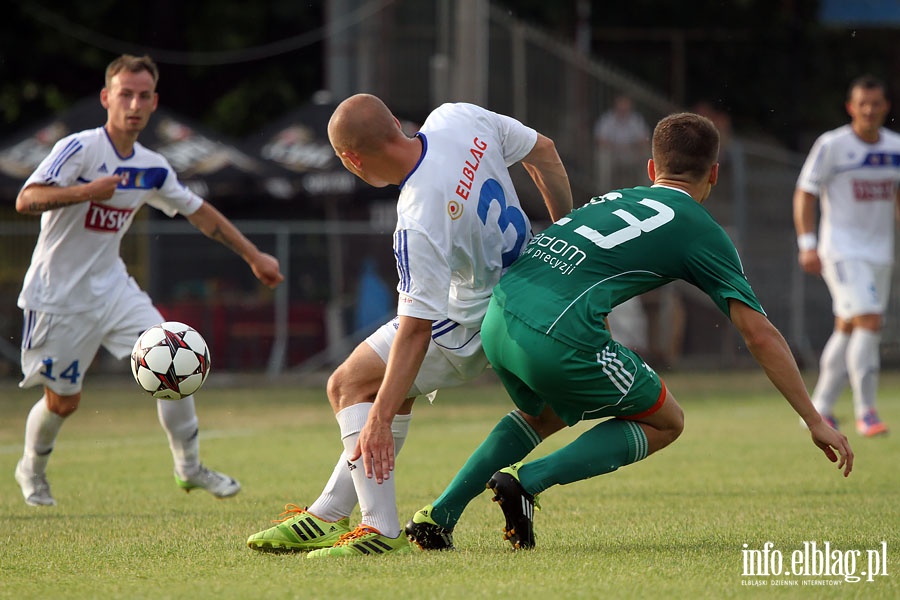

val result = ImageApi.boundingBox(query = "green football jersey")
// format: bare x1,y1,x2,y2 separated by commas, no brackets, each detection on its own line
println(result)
492,185,765,352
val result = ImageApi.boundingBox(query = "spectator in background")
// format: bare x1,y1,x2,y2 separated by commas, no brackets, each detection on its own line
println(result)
793,74,900,437
693,100,733,163
594,94,650,191
597,95,652,357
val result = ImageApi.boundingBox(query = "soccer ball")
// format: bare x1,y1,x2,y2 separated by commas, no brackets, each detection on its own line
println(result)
131,321,211,400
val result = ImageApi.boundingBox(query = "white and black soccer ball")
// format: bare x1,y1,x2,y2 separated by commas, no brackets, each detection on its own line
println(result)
131,321,211,400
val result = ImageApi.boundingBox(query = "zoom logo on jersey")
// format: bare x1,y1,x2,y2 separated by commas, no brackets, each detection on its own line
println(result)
523,231,587,275
84,202,134,232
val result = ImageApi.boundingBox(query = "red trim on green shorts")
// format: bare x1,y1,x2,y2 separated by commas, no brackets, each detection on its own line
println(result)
622,378,667,421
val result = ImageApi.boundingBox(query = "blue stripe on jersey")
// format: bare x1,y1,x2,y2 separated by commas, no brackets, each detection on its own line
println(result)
835,152,900,176
431,319,459,338
864,152,900,167
114,167,168,189
393,230,411,292
432,327,479,350
49,139,83,178
21,310,35,350
399,133,428,189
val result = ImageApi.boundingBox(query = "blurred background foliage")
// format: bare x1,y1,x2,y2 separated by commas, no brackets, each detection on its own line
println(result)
1,1,898,149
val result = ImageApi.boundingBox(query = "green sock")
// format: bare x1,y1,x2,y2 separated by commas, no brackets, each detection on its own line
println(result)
431,411,541,528
519,418,648,496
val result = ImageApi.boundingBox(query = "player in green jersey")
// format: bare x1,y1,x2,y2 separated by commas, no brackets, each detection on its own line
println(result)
406,112,854,551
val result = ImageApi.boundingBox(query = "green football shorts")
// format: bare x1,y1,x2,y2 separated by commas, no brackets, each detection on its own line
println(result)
482,298,665,427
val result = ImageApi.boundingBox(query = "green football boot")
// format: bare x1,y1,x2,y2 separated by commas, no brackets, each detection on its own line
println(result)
247,504,350,551
307,525,411,558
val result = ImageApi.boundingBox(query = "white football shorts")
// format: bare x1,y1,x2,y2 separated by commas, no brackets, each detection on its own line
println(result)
365,316,489,399
821,259,892,320
19,277,163,395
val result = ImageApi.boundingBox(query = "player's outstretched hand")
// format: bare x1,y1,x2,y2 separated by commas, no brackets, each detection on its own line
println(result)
251,252,284,288
808,419,853,477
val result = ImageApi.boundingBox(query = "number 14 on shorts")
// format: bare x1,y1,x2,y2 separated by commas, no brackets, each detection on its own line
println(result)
40,358,82,384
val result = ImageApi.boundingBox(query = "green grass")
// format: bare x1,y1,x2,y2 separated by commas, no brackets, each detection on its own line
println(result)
1,370,898,599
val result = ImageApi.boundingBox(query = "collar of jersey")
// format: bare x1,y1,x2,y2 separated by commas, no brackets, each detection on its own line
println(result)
650,183,692,198
399,132,428,189
103,127,136,160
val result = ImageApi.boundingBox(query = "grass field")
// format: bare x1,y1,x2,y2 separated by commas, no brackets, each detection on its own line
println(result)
1,369,897,599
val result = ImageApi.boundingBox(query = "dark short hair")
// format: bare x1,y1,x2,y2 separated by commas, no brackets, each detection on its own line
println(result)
105,54,159,89
651,112,719,181
847,75,887,101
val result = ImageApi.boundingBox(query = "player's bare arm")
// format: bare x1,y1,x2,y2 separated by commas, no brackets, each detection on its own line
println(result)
186,201,284,288
520,133,574,222
15,176,124,215
792,188,821,275
728,299,853,476
354,315,432,483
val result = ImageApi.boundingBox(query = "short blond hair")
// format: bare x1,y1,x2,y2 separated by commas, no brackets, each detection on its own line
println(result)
105,54,159,89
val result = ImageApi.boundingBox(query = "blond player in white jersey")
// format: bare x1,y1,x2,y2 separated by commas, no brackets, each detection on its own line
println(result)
247,94,572,557
14,55,284,507
794,74,900,437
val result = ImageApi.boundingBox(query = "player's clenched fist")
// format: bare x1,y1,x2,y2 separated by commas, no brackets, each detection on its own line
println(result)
84,174,125,201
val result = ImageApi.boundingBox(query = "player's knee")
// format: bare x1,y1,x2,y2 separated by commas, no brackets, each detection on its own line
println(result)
655,398,684,447
326,364,374,412
851,314,882,331
667,409,685,444
521,408,567,440
325,369,346,412
45,391,80,417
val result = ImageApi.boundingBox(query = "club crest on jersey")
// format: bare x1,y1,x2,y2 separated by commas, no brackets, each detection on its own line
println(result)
114,166,168,189
448,200,463,220
84,201,133,232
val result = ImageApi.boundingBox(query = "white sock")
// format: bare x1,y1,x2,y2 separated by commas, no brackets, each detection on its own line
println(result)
307,451,358,522
811,330,850,415
333,403,402,538
847,329,881,419
308,412,412,523
308,403,371,520
391,413,412,453
157,395,200,477
22,396,64,475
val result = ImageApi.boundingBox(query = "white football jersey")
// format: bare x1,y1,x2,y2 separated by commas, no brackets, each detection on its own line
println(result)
18,127,203,314
394,103,538,329
796,124,900,264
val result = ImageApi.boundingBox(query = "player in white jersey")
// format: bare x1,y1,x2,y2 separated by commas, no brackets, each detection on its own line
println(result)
247,94,572,556
14,55,284,507
793,75,900,437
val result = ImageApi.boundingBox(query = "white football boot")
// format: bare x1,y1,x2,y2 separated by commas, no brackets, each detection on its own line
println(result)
174,464,241,498
15,458,56,506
